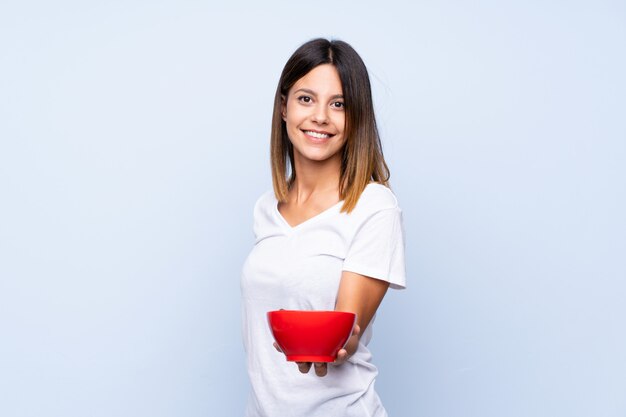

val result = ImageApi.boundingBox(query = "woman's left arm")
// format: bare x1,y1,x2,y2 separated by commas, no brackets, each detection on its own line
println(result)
294,270,390,377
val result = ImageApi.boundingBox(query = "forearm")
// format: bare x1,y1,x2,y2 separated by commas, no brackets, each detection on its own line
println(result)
334,270,390,338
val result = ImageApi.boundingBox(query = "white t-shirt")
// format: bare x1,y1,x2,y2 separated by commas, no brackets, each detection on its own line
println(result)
241,183,406,417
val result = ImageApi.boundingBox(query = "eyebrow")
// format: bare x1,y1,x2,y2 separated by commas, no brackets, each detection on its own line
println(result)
293,88,344,100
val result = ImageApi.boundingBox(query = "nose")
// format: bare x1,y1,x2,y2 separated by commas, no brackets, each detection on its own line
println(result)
311,103,329,124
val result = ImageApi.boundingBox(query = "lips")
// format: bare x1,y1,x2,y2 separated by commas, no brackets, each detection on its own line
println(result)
302,129,334,140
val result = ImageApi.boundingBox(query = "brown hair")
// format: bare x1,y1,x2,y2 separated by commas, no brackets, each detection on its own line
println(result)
270,38,390,213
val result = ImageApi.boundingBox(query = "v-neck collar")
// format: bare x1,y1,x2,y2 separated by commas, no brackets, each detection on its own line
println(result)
273,197,343,231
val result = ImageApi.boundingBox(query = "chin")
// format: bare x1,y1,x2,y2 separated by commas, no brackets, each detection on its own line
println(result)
292,141,344,163
304,151,340,162
302,154,329,162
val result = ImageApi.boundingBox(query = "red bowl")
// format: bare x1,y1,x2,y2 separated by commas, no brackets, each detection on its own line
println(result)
267,310,356,362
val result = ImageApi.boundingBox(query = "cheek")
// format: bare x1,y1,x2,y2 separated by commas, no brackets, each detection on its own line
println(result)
333,113,346,133
285,105,305,129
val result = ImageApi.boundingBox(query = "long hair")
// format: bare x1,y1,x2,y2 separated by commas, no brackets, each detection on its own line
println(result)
270,38,390,213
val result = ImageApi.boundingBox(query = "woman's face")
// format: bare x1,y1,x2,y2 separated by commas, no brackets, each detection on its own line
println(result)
282,64,346,166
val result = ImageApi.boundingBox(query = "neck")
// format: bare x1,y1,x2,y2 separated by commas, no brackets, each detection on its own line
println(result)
290,153,342,202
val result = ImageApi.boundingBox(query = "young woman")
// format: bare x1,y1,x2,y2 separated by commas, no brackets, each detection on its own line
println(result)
241,38,406,417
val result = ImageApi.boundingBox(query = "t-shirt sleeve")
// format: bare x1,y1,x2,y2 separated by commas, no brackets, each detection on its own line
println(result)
342,207,407,289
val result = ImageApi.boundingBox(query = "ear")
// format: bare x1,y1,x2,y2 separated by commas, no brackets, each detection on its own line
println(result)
281,95,287,121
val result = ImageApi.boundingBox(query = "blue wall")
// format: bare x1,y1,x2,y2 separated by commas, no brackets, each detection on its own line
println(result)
1,1,624,416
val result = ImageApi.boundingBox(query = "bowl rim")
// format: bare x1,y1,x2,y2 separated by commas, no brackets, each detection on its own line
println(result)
267,309,356,315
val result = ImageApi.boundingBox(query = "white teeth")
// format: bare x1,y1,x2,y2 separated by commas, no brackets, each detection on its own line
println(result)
304,130,330,139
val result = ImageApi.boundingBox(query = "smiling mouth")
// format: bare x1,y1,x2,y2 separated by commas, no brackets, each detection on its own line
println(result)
302,130,334,139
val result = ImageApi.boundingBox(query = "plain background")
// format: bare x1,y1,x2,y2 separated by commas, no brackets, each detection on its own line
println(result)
1,1,625,416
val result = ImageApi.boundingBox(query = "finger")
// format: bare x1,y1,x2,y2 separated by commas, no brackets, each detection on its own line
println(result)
353,324,361,337
333,349,348,365
297,362,312,374
314,362,328,377
273,342,282,352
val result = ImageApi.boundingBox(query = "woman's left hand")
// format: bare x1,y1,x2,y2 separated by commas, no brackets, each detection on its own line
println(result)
274,324,361,377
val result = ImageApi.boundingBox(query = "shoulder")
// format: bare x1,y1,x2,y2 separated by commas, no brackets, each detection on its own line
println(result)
352,183,399,213
252,189,277,219
251,190,279,240
254,189,276,210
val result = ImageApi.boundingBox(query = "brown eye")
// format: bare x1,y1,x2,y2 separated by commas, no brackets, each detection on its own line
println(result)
332,101,345,109
298,96,312,103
